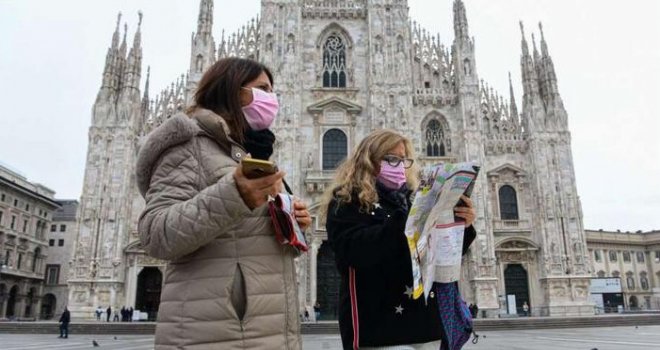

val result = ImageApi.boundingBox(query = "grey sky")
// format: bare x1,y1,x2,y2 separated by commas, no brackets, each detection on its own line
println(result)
0,0,658,231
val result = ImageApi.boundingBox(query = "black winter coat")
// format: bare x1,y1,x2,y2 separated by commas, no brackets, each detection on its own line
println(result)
326,183,476,349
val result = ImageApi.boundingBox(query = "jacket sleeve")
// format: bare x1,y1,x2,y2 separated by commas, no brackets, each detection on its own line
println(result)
138,144,252,261
462,225,477,255
326,198,408,270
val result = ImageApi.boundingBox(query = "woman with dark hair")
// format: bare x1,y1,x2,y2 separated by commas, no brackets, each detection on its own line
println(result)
136,57,310,349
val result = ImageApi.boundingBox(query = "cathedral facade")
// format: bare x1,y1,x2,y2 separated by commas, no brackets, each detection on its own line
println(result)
68,0,594,319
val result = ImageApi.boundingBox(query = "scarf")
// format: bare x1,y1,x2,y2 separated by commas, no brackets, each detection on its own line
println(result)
243,128,275,160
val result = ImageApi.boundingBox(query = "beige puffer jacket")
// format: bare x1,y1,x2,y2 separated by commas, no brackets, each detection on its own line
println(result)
136,108,301,350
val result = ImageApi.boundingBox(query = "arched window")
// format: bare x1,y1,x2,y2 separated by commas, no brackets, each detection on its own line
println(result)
323,35,347,88
626,273,635,290
609,251,618,262
623,251,631,262
323,129,347,170
636,251,645,263
425,119,446,157
499,185,519,220
594,250,602,262
640,273,649,290
195,54,204,73
32,248,40,272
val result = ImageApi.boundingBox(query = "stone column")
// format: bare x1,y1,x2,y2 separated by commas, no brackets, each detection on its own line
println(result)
309,237,321,315
125,261,139,308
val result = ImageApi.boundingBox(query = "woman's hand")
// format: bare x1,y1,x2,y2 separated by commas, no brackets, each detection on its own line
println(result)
234,166,284,210
293,200,312,231
454,195,476,228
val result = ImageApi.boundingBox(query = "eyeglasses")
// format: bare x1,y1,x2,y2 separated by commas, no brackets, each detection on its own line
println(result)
382,155,414,169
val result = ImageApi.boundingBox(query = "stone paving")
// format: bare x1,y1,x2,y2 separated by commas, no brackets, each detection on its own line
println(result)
1,325,660,349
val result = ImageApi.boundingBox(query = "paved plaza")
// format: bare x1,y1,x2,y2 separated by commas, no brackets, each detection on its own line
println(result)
1,326,660,349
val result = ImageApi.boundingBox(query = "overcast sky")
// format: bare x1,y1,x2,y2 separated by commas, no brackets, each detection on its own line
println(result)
0,0,658,232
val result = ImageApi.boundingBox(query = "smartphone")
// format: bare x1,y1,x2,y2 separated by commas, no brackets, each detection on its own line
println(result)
241,158,278,179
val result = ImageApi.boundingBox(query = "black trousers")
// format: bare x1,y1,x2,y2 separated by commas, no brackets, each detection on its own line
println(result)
59,323,69,338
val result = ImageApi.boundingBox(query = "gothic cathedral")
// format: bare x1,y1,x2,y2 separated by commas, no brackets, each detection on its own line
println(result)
68,0,593,319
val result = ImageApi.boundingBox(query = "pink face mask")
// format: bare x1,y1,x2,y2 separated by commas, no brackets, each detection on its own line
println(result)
241,87,279,130
377,161,407,190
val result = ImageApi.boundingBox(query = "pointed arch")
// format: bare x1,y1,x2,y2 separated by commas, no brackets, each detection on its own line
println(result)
317,24,353,88
421,112,450,157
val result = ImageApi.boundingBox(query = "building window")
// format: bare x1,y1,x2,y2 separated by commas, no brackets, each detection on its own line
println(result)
322,129,348,170
58,239,64,247
655,251,660,263
50,224,56,232
609,251,618,262
25,204,29,211
49,239,55,247
626,274,635,290
22,219,28,233
424,119,446,157
32,247,40,272
594,250,602,262
10,215,16,230
46,265,60,285
0,193,5,202
322,34,347,88
14,199,18,207
17,253,23,270
636,251,645,263
640,273,649,290
623,251,631,262
0,210,3,226
499,185,519,220
4,251,11,266
59,224,66,232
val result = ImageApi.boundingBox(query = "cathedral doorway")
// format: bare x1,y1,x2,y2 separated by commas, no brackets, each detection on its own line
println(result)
6,285,18,318
136,267,162,321
504,264,530,315
629,295,639,309
40,293,56,320
316,241,340,320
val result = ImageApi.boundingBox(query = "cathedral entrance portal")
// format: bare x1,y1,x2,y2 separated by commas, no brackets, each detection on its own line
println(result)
504,264,530,315
136,267,162,321
316,241,340,320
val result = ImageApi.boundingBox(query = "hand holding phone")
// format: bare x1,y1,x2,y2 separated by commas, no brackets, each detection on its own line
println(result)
241,158,279,179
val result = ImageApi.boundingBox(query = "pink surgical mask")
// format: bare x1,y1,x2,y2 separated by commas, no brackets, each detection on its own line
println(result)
377,161,407,190
241,87,279,130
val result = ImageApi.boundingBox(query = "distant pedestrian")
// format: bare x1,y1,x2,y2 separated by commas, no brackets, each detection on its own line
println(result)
113,310,119,322
58,307,70,339
522,302,529,317
304,309,310,322
313,301,321,321
121,307,127,322
129,307,134,322
106,306,112,322
95,306,102,321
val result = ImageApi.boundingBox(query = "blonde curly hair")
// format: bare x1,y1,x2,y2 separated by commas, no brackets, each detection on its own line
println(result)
319,129,419,219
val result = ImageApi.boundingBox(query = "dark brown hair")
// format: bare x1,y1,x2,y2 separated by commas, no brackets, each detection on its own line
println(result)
188,57,274,143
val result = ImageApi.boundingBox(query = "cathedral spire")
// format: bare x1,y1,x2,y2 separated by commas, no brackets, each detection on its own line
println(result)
120,23,128,58
539,22,549,57
519,21,529,58
112,12,122,49
133,11,143,50
453,0,469,41
509,72,519,124
197,0,214,36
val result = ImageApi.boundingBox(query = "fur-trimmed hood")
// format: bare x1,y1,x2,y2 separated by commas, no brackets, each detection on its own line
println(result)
135,108,237,198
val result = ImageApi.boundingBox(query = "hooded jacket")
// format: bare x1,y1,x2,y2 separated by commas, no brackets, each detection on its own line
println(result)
136,108,301,349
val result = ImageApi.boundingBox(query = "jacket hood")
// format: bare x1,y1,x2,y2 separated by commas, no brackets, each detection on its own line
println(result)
136,112,200,197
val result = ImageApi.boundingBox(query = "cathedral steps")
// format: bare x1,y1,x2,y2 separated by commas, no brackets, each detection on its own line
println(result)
0,314,659,334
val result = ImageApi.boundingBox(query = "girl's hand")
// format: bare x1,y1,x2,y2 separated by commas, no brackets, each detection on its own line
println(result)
454,195,476,227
